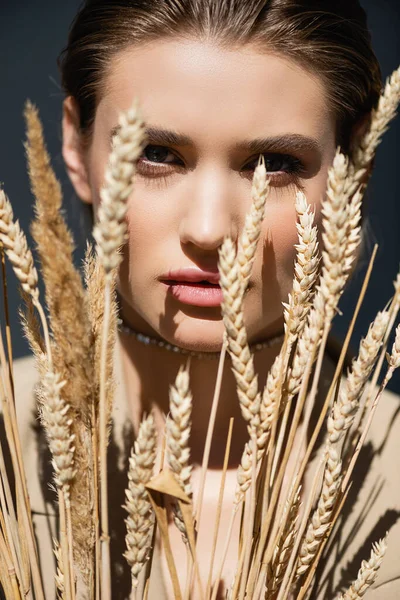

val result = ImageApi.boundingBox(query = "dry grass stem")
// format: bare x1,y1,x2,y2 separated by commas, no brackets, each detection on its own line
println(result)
194,337,227,526
124,413,157,589
166,363,193,541
336,537,387,599
205,417,234,598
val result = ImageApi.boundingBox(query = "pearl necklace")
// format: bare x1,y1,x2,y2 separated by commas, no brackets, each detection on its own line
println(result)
117,313,285,360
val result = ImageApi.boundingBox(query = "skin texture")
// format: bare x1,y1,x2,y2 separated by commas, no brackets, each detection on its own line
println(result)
62,37,338,596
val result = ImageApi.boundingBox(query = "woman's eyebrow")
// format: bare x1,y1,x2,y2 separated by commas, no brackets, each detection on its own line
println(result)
110,125,321,156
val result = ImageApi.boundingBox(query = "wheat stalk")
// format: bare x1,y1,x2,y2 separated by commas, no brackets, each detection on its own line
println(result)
247,149,364,599
124,413,157,589
166,363,193,541
0,187,49,600
336,537,388,599
24,102,99,589
37,365,76,599
93,99,147,598
2,63,400,600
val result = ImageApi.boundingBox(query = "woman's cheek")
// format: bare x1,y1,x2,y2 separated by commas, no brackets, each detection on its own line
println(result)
267,203,299,290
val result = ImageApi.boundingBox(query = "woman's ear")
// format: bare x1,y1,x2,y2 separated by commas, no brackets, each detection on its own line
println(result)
62,96,93,204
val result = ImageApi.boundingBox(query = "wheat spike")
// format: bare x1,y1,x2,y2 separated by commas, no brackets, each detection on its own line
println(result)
296,446,342,577
235,192,320,498
320,152,361,316
166,363,193,540
388,322,400,370
83,243,117,425
0,188,39,301
236,193,320,497
19,290,45,359
93,99,147,277
124,413,157,588
328,311,389,444
235,352,283,500
53,539,66,600
283,191,320,340
265,486,302,598
353,66,400,170
38,366,76,506
218,237,261,431
336,536,388,599
25,101,94,421
286,152,362,403
237,158,269,294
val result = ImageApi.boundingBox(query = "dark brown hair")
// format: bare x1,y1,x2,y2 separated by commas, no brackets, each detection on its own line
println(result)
58,0,382,154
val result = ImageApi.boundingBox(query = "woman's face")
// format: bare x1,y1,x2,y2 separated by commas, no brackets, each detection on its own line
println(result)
64,38,337,351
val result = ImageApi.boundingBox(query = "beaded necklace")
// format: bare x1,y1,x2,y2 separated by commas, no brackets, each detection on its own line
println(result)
117,312,285,360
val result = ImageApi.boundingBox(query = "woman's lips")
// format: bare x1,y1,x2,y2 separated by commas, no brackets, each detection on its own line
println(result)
161,280,223,307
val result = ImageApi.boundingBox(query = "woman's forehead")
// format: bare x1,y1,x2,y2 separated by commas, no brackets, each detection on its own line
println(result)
97,38,336,152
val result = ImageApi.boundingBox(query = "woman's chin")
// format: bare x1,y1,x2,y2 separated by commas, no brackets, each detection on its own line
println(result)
159,321,226,354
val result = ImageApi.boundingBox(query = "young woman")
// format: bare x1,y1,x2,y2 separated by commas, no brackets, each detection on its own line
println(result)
13,0,400,598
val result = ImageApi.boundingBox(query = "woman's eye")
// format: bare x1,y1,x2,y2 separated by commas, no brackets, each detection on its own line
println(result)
243,153,301,174
141,144,179,165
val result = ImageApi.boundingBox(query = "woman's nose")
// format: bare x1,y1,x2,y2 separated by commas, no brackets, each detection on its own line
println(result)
179,166,239,251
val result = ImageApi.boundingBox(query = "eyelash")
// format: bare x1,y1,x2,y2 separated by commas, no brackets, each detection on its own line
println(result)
136,144,306,190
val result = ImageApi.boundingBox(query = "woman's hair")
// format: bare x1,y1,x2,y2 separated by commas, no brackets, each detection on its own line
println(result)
59,0,382,154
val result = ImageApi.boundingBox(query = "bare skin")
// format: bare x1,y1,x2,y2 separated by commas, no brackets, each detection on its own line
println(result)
62,37,337,597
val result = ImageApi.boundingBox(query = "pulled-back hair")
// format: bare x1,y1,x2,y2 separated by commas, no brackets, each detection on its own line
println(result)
59,0,382,154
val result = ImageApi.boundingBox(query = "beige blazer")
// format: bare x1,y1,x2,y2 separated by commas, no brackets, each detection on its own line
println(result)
8,341,400,599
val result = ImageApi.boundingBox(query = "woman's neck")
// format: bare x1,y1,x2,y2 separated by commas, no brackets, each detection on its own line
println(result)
118,330,283,468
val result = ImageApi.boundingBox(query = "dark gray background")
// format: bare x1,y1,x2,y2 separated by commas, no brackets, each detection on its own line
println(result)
0,1,399,393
